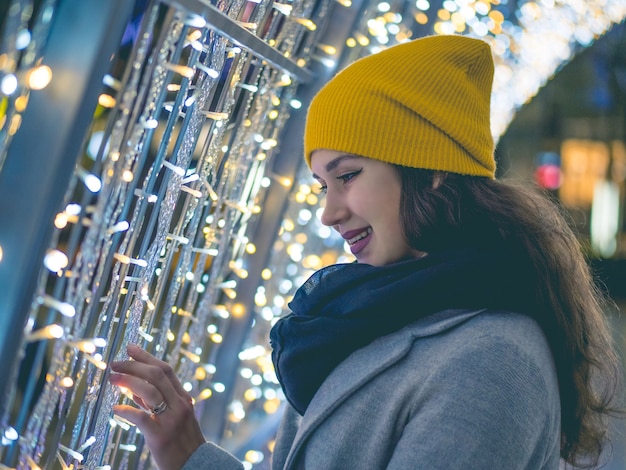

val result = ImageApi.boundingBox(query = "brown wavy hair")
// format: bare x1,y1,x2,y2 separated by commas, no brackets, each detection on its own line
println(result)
394,166,622,468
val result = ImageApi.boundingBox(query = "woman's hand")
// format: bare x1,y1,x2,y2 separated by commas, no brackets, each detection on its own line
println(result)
109,344,206,470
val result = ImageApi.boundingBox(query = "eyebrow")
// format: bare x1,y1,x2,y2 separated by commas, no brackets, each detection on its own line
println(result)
312,154,361,179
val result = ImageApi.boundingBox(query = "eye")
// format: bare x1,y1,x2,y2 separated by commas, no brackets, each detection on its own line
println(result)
336,169,362,184
312,183,327,194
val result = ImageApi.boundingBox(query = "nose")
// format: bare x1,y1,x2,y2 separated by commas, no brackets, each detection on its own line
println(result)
320,189,349,227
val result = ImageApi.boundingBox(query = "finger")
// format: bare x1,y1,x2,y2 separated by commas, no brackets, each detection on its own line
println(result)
112,404,158,432
109,372,163,410
110,358,179,405
126,345,191,399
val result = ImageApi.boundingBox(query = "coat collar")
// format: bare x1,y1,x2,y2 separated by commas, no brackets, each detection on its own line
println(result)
283,308,485,468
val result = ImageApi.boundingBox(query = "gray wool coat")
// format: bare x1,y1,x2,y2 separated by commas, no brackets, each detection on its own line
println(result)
183,309,561,469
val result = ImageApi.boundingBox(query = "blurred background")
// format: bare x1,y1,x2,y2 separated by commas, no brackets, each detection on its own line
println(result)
0,0,624,468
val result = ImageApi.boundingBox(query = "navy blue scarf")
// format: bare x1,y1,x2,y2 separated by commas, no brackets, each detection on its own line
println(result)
269,246,538,415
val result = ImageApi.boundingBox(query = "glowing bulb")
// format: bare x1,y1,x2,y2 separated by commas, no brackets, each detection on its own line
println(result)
77,168,102,193
232,303,246,317
318,44,337,55
27,65,52,90
98,94,116,108
1,74,18,95
16,29,31,49
60,377,74,388
25,324,64,342
198,388,213,400
39,295,75,317
43,250,69,273
293,18,317,30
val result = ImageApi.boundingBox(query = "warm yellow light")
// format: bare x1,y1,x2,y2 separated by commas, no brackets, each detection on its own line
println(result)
263,398,281,414
415,12,428,24
60,377,74,388
244,450,264,464
283,219,295,231
293,18,317,30
246,243,256,254
211,333,223,343
232,303,246,317
180,349,201,363
195,367,207,380
182,332,191,344
122,170,134,182
346,37,357,47
27,65,52,90
303,254,323,270
244,388,258,401
98,94,116,108
295,233,308,244
165,63,194,78
355,33,370,46
0,245,3,263
255,291,267,307
198,388,213,400
261,268,272,280
8,114,21,136
223,288,237,299
295,192,306,203
437,9,450,20
306,194,319,205
187,29,202,42
488,10,504,23
271,95,281,106
318,44,337,55
268,110,279,120
25,324,64,342
15,95,28,112
72,340,97,354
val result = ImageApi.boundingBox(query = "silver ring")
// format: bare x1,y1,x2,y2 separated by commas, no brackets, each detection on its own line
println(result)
150,400,167,416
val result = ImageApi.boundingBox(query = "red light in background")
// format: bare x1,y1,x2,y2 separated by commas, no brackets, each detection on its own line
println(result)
535,164,562,190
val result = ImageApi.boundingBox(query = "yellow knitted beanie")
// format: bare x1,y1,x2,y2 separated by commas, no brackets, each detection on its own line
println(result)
304,35,496,178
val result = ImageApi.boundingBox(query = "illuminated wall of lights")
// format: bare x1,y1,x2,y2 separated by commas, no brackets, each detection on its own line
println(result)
0,0,336,468
1,0,625,469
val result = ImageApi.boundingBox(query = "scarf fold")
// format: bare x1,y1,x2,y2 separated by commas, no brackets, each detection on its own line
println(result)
269,246,539,415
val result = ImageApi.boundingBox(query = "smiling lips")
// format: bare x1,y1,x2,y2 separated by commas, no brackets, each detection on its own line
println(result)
343,227,372,255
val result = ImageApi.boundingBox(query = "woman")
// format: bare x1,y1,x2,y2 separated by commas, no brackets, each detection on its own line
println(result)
109,35,621,469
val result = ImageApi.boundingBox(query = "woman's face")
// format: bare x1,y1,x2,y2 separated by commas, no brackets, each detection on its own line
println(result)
311,149,419,266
